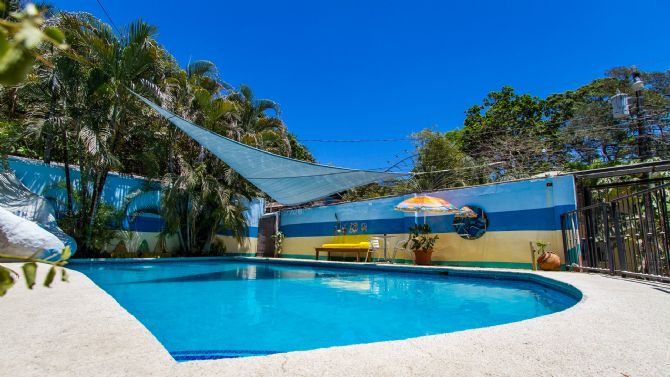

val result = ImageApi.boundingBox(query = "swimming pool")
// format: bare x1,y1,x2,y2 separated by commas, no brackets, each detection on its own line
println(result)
71,259,579,361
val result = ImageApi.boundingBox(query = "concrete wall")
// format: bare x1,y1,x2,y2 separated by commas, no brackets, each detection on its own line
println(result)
279,175,577,269
7,156,263,256
8,156,578,266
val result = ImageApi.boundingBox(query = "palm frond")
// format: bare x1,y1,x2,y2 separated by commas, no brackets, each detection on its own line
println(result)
186,60,217,78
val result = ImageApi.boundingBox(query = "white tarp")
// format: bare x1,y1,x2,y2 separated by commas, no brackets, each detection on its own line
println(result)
0,171,75,260
0,206,65,259
134,93,407,205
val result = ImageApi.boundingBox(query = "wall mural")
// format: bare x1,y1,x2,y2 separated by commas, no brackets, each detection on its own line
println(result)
452,206,488,240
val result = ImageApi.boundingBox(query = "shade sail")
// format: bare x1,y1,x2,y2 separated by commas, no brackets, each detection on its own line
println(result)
135,93,407,205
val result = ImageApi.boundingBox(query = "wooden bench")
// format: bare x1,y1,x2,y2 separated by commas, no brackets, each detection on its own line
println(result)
315,247,371,262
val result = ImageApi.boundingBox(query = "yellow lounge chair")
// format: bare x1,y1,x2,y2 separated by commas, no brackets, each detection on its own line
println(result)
315,240,380,262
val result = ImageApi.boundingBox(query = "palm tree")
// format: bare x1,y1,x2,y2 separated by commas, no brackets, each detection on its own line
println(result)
57,13,162,254
21,55,86,216
160,158,248,254
228,84,291,155
1,10,314,257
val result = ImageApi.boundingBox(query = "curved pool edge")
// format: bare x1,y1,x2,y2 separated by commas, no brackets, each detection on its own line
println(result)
7,259,669,376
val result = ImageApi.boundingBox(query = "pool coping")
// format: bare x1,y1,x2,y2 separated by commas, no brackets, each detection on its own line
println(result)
3,258,670,376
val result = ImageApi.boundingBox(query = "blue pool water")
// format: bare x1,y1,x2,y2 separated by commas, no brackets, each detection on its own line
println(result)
72,260,578,361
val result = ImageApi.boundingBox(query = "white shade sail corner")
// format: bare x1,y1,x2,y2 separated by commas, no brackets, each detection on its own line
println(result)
133,93,408,205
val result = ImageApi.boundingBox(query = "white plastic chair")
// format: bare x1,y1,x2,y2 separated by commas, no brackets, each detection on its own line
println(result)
391,238,413,264
366,237,382,262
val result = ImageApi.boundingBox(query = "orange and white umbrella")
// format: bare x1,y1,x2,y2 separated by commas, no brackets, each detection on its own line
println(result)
395,195,459,223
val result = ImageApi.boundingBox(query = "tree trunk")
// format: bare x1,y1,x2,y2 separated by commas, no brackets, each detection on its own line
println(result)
176,226,186,255
83,104,119,254
43,128,54,164
7,87,18,117
62,127,74,216
84,169,109,252
186,195,192,254
43,86,59,164
167,127,175,174
76,145,89,231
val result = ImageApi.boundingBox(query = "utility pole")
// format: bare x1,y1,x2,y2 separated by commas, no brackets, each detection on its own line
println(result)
631,71,650,160
630,71,655,271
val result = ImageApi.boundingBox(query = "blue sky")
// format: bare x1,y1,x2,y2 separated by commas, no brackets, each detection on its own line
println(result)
52,0,670,170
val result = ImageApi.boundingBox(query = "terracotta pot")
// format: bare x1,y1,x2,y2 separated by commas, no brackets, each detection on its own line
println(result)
537,251,561,271
414,249,433,266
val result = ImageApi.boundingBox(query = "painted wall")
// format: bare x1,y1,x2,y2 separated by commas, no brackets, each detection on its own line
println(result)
7,156,263,255
279,175,577,269
8,155,578,266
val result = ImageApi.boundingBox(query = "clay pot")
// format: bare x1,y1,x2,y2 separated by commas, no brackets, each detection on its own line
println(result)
537,251,561,271
414,249,433,266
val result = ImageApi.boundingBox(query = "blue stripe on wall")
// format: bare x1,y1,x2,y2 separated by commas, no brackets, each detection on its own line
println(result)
8,157,265,236
125,216,260,237
127,216,165,232
282,217,405,238
280,204,576,237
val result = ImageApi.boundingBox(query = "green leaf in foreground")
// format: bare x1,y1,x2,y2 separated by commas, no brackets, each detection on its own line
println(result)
0,267,15,296
22,262,37,289
61,246,71,261
61,268,68,282
44,266,56,287
43,27,65,44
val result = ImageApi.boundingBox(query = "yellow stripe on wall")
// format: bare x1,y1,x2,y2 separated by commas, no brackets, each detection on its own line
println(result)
103,232,258,256
282,230,564,266
216,235,258,255
103,231,180,255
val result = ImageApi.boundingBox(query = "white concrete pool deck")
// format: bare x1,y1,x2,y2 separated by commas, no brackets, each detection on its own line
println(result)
2,258,670,377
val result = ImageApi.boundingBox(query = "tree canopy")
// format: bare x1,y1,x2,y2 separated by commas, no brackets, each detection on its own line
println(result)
402,69,670,195
0,5,314,257
1,2,669,249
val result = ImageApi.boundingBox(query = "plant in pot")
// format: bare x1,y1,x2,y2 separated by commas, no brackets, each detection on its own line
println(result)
405,224,439,265
535,241,561,271
271,231,284,257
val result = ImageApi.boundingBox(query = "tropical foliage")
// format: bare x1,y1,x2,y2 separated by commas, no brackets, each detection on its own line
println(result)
403,69,670,195
0,1,71,297
1,2,669,255
0,3,314,257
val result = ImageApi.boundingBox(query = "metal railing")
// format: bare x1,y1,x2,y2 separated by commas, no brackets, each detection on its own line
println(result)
561,183,670,282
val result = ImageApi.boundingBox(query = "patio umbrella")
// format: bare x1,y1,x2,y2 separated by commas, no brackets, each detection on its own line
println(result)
394,195,459,223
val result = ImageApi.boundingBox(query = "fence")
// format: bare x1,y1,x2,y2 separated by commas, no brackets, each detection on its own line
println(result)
561,183,670,282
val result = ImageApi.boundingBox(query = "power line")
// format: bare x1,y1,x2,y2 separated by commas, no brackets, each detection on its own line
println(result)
298,137,416,143
296,106,670,145
94,0,121,35
329,115,670,171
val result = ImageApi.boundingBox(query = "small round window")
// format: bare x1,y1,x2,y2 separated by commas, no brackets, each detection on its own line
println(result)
452,206,488,240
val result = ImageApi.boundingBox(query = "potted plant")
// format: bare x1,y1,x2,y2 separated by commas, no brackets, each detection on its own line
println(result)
535,241,561,271
271,231,284,257
405,224,439,265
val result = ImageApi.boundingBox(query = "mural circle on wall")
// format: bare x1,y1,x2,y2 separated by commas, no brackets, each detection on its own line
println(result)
452,206,488,240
